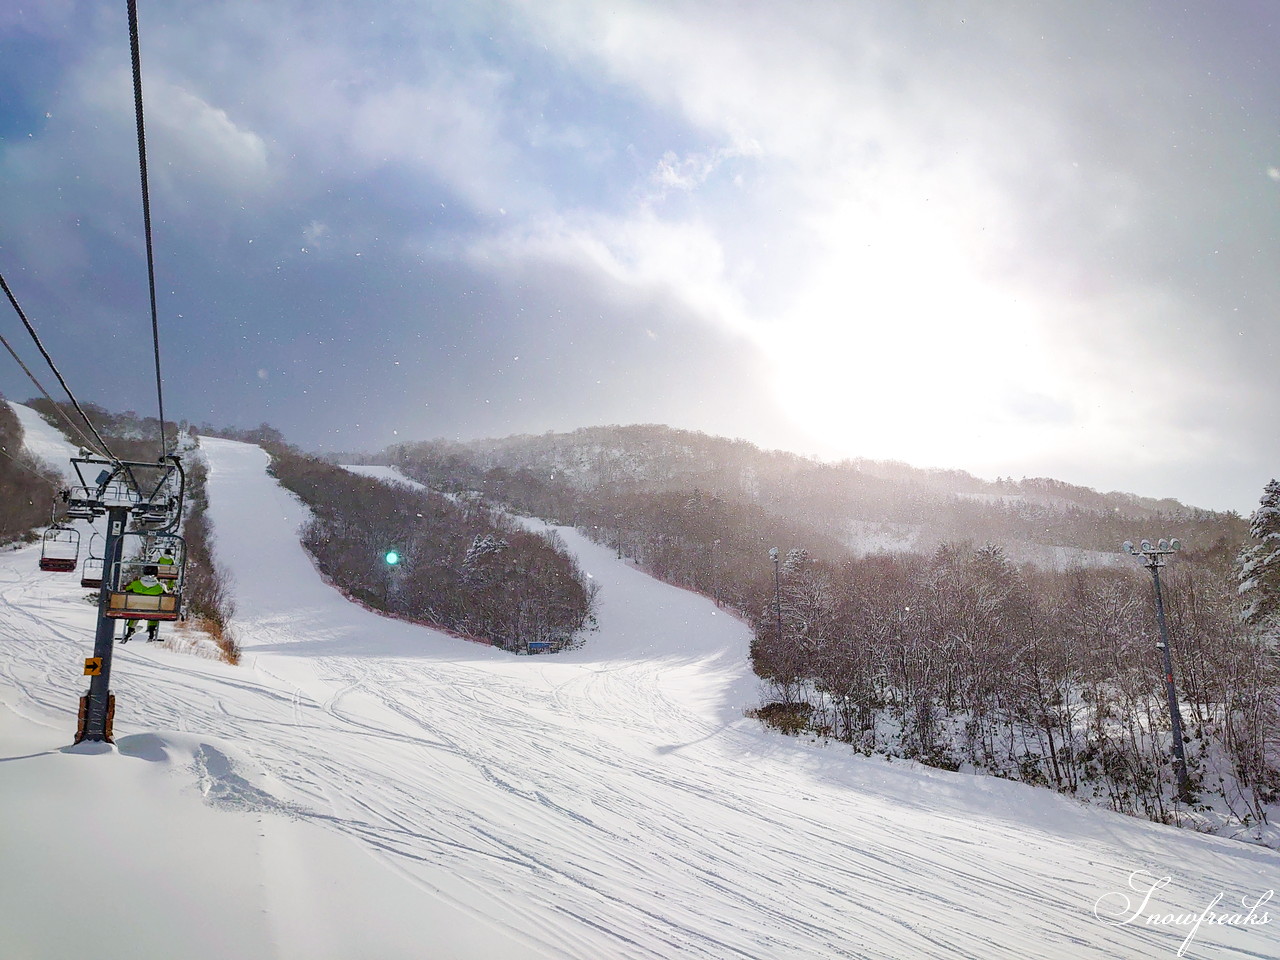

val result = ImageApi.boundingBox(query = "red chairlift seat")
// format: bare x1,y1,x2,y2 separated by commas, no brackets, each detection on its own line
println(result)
39,526,80,574
80,532,105,588
80,557,105,589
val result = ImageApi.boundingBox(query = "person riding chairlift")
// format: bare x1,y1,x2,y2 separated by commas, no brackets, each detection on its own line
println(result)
120,564,169,643
155,548,176,578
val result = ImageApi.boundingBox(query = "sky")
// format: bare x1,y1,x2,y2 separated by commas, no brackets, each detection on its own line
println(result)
0,0,1277,515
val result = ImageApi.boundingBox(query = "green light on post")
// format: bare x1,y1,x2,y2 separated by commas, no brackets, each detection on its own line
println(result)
384,550,401,566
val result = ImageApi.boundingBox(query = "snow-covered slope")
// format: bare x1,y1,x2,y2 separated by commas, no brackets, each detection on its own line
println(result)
1,414,1276,959
7,400,82,484
341,462,428,491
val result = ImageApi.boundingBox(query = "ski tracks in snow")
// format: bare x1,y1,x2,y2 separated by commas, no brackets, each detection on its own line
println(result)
2,435,1276,959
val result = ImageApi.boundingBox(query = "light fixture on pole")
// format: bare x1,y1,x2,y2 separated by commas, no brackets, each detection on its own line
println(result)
1122,536,1191,799
712,538,722,607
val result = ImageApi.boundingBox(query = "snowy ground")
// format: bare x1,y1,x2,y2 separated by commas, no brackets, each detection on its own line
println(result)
1,408,1277,959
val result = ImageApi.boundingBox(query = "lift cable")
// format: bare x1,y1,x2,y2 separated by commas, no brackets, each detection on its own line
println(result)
126,0,169,461
0,272,119,462
0,327,113,459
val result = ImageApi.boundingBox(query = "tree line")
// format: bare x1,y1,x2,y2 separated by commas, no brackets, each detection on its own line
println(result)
387,426,1245,559
265,446,597,652
181,450,239,663
390,438,1277,832
748,541,1277,827
25,397,179,464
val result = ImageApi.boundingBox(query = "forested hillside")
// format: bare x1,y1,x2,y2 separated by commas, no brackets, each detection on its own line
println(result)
0,394,61,544
387,424,1245,566
25,397,178,464
384,425,1277,838
267,446,596,652
745,540,1277,831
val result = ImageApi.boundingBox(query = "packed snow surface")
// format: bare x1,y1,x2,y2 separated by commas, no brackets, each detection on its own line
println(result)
1,410,1276,959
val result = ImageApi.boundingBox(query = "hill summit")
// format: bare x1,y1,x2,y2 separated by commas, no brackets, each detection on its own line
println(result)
378,423,1244,569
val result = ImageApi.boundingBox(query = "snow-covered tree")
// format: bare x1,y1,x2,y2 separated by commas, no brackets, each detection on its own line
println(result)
782,547,810,575
1238,478,1280,631
462,533,508,585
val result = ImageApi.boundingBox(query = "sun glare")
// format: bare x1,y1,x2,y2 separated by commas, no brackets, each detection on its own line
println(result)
765,194,1068,469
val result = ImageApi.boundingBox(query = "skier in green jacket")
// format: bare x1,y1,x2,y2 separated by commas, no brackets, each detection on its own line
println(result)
120,565,168,643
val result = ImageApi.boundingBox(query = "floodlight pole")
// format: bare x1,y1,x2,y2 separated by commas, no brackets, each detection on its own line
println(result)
770,547,783,643
1123,538,1191,800
712,538,722,607
383,549,404,606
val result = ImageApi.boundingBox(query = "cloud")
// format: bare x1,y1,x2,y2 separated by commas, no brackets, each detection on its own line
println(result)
647,143,760,199
53,47,272,199
144,78,270,191
463,209,752,341
302,221,329,246
4,0,1276,512
495,0,1279,506
347,72,545,216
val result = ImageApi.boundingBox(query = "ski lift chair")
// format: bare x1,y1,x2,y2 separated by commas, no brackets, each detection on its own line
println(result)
80,532,105,588
38,525,81,573
149,545,183,583
103,533,186,622
144,534,184,582
104,588,180,621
